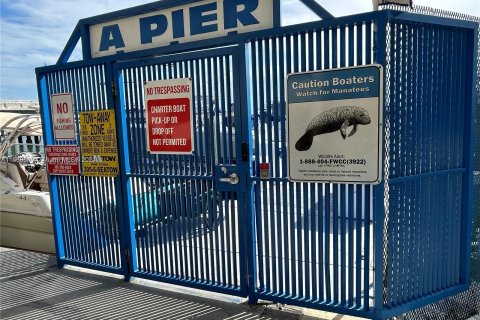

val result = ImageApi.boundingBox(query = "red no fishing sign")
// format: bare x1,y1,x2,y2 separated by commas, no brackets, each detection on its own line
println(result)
144,78,194,154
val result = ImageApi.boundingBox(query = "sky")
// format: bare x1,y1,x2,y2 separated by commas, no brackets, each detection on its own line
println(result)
0,0,479,101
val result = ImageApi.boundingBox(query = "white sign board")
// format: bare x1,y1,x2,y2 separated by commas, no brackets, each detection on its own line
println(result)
144,78,194,154
90,0,274,58
50,93,76,141
287,65,383,184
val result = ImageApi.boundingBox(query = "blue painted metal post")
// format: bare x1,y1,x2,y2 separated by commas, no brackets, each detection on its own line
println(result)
110,62,136,280
36,73,65,268
460,26,479,286
239,41,258,303
80,24,92,60
373,12,389,320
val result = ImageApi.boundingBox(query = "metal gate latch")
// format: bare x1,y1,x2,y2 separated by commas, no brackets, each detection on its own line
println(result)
219,173,239,185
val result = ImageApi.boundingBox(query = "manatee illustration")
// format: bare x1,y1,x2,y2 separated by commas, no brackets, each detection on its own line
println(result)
295,106,371,151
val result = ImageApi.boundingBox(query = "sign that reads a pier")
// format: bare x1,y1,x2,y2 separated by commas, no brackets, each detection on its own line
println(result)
50,93,76,140
145,78,194,154
79,110,119,177
45,145,80,176
287,65,383,184
89,0,275,58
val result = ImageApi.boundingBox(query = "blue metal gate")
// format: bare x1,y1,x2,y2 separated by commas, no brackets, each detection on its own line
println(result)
245,17,378,318
114,47,250,295
242,13,478,319
38,62,128,275
35,3,478,319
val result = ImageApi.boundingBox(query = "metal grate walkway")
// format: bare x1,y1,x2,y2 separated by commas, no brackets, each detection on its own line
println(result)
0,248,322,320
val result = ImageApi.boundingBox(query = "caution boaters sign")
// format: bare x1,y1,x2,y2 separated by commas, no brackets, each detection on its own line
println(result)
287,65,383,184
144,78,194,154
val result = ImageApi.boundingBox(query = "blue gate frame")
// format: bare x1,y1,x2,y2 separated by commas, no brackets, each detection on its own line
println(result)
35,3,478,319
37,60,129,276
113,46,252,296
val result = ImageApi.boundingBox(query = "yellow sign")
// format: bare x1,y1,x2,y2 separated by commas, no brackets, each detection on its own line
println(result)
79,110,119,177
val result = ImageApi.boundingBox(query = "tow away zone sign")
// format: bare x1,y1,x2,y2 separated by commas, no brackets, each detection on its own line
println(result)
79,109,119,177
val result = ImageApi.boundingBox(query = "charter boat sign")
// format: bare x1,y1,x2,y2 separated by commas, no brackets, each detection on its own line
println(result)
145,78,194,154
90,0,274,58
287,65,383,184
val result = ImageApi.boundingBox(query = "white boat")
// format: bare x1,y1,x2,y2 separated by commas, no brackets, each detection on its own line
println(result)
0,112,54,254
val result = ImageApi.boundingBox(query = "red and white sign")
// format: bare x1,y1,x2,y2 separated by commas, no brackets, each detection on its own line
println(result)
45,145,80,176
50,93,76,140
145,78,194,154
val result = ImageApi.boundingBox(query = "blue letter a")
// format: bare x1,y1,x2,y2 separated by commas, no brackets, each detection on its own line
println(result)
99,24,125,52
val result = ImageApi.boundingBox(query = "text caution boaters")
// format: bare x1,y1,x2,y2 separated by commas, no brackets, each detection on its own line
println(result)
79,110,119,177
145,78,194,154
287,65,383,184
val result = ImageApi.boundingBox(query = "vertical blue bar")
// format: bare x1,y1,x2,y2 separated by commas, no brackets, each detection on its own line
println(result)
272,35,285,297
296,182,303,298
80,24,92,60
241,43,258,300
445,28,455,289
403,23,411,304
447,30,455,289
333,184,339,304
363,185,371,310
331,25,339,305
460,26,477,286
312,184,324,301
36,73,65,267
373,12,388,318
251,40,264,293
113,65,136,277
348,23,354,67
324,184,331,302
432,28,440,295
259,40,271,293
324,27,330,71
427,27,435,296
332,26,338,68
439,28,448,291
230,47,248,295
212,57,222,285
265,37,277,294
279,34,290,298
340,26,346,68
410,25,418,301
300,31,309,300
206,57,215,284
340,184,346,305
412,179,420,300
453,32,463,286
347,184,354,306
355,185,362,308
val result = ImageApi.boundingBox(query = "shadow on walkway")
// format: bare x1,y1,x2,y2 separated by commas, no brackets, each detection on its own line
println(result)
0,248,325,320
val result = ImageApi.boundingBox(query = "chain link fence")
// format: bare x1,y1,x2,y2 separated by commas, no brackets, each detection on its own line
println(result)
381,4,479,319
